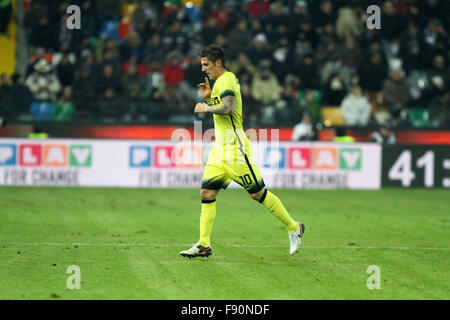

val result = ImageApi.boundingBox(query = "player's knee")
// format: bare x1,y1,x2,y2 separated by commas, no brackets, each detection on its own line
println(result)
200,189,216,201
250,189,266,202
250,193,260,201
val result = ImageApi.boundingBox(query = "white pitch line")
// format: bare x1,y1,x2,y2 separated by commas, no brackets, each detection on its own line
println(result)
1,243,449,251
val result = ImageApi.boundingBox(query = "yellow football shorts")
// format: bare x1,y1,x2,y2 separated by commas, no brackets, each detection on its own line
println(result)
201,146,265,194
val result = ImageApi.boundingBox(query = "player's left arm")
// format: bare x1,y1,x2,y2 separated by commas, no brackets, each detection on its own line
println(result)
208,95,235,115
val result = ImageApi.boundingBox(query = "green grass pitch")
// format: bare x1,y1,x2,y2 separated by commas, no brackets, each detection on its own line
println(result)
0,187,448,300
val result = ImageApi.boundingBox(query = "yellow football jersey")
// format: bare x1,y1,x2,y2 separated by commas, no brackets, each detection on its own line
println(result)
207,71,252,162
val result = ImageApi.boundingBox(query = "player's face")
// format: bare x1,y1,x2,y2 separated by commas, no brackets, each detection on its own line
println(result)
201,57,221,80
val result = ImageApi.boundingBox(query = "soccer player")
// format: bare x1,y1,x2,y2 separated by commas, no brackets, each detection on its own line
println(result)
180,45,305,258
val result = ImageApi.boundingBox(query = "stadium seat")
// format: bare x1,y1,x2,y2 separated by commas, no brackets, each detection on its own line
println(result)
409,109,432,128
98,21,119,40
31,102,53,121
321,107,344,126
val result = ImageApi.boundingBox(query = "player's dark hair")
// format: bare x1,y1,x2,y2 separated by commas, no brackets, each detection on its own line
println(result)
199,45,226,68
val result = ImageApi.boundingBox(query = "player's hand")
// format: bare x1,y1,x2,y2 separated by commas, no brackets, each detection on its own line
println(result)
197,77,211,99
194,103,209,114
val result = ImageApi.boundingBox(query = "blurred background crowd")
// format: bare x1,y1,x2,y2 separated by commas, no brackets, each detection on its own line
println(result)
0,0,449,131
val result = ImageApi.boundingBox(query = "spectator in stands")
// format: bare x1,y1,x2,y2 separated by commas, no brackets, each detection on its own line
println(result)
53,86,75,121
99,48,122,78
184,55,203,89
162,50,184,86
428,54,449,90
429,92,450,128
289,0,310,29
57,14,75,51
162,50,185,115
227,20,252,60
29,15,58,51
208,1,235,32
421,18,448,67
131,0,156,39
183,55,203,107
121,63,145,96
143,33,165,66
79,0,97,38
141,18,161,42
96,0,120,20
316,22,338,53
424,74,447,109
400,40,423,75
25,59,62,102
97,64,121,96
335,6,360,40
122,84,147,123
186,32,203,62
340,85,372,126
400,22,421,47
313,1,336,31
74,66,96,117
247,0,270,19
336,38,361,72
272,37,295,84
298,89,322,124
276,84,300,122
98,38,121,63
320,53,351,88
264,2,287,33
96,87,121,122
370,124,396,144
11,73,33,120
148,88,166,119
269,22,291,47
161,20,190,55
247,33,272,67
26,47,47,77
241,82,261,127
251,59,280,106
361,40,384,63
293,18,317,51
316,41,337,70
296,54,319,89
120,31,143,63
201,17,221,46
56,54,76,88
229,53,255,86
79,51,96,73
358,53,388,93
382,67,411,120
248,18,264,38
322,72,346,106
0,0,12,36
292,112,315,141
213,34,228,53
122,55,147,77
380,1,404,41
418,0,448,29
0,73,13,121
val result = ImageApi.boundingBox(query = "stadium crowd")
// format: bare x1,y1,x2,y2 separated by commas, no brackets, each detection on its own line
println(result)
0,0,449,130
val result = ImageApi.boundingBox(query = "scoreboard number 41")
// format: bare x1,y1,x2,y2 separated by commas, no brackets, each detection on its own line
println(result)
384,147,450,188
